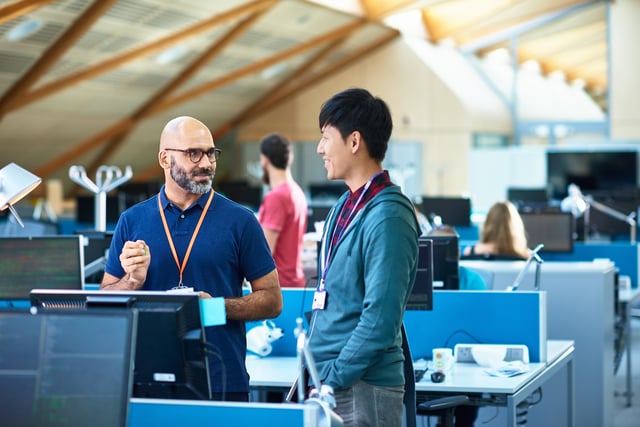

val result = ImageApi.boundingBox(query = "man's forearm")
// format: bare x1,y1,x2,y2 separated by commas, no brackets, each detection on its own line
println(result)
225,288,282,321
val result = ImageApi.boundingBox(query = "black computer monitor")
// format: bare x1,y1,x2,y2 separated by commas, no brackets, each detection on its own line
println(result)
0,308,136,427
407,238,433,310
428,235,460,290
75,231,113,284
507,187,549,211
0,236,85,301
418,197,472,227
520,211,575,253
217,180,263,211
547,150,639,200
29,290,211,400
307,204,333,232
309,182,348,203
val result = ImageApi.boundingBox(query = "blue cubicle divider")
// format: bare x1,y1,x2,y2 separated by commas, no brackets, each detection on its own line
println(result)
129,399,319,427
404,290,546,363
246,288,314,357
543,242,639,288
250,289,547,363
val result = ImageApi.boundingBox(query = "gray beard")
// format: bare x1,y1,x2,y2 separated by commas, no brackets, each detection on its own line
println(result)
170,158,214,194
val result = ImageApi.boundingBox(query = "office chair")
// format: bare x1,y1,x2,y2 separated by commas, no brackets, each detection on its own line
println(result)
416,395,470,427
402,326,470,427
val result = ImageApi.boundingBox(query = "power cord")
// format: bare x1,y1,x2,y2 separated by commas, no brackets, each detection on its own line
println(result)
204,341,226,401
515,387,543,426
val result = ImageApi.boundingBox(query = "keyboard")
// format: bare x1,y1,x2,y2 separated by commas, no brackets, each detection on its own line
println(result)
414,368,427,383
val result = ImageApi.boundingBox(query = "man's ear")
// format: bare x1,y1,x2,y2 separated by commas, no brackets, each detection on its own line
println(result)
158,150,170,170
350,131,361,154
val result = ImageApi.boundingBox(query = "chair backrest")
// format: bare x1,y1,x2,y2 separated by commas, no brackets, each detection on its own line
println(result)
401,324,417,427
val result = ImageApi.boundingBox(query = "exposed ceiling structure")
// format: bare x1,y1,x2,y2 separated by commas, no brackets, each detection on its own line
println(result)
0,0,609,194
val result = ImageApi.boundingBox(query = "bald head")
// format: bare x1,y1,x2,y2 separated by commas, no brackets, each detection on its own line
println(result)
159,116,213,150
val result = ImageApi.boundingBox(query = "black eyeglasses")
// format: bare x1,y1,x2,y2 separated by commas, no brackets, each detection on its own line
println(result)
165,147,222,163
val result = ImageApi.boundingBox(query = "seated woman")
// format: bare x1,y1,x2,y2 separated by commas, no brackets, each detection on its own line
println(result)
463,200,530,260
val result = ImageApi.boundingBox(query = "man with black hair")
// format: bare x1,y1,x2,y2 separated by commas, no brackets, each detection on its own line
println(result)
308,88,421,427
258,133,308,288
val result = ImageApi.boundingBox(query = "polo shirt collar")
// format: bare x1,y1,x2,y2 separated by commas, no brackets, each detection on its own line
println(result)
158,184,212,211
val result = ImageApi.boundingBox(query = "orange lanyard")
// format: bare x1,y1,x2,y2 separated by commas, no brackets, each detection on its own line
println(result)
157,191,214,287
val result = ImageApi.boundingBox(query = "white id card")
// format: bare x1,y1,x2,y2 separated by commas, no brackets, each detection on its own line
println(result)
312,289,327,310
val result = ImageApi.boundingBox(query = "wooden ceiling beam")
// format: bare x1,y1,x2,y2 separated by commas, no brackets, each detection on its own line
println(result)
213,38,350,139
7,0,277,112
83,8,268,179
0,0,117,118
154,19,367,113
224,30,400,131
0,0,55,25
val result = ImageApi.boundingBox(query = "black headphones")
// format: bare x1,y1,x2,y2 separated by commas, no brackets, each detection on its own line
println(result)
430,371,446,383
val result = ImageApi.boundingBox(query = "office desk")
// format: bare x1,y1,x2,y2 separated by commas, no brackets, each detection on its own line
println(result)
247,340,575,427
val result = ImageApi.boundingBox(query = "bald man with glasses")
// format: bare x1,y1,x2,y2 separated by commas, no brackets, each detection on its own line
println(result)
101,115,282,402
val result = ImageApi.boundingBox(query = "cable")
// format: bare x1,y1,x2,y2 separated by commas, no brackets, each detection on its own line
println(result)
442,329,483,348
204,341,227,402
515,387,543,426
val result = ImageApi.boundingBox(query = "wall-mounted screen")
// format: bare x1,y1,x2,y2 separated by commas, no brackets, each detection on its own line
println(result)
547,150,638,200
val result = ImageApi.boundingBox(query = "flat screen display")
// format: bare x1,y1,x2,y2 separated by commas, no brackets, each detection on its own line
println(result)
29,290,211,400
0,309,136,427
407,238,433,310
0,236,84,300
547,150,638,200
521,211,574,253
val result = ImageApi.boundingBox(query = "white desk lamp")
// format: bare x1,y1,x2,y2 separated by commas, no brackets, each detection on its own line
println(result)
560,183,636,244
0,163,42,228
292,317,343,427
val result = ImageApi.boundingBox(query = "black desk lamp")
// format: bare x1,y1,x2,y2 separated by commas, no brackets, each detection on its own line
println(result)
0,162,42,228
561,183,637,244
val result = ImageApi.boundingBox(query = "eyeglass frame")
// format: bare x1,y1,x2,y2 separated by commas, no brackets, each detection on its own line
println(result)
164,147,222,163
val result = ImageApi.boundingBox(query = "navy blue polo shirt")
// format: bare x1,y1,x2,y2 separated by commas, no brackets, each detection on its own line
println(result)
105,186,276,393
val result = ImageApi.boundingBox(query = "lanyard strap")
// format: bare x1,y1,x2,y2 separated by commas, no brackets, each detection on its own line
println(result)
319,172,382,290
157,191,214,286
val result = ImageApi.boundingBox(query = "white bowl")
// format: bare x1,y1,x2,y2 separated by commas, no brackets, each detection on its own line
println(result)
471,345,507,368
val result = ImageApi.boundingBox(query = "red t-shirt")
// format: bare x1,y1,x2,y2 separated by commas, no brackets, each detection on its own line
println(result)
258,181,308,287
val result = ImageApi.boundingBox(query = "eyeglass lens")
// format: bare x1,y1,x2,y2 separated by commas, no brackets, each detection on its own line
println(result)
188,148,221,163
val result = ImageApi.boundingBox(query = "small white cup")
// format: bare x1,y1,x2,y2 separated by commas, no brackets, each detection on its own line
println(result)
432,347,453,372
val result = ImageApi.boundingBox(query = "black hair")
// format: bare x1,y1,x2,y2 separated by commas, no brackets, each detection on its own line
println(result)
259,133,291,170
318,87,392,162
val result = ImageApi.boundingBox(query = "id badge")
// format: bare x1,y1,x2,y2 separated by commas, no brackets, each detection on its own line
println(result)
312,289,327,310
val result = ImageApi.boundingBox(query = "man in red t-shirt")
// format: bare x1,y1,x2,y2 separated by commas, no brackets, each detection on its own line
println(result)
257,133,308,287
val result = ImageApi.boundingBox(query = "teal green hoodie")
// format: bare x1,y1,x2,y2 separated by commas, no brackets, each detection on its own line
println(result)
308,185,420,390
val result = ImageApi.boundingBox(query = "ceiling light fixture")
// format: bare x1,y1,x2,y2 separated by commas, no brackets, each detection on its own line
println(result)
6,19,42,42
155,45,187,65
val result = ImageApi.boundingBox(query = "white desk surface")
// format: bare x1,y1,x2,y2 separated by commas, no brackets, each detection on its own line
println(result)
246,340,574,395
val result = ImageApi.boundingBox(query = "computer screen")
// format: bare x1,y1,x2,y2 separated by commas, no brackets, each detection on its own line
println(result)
407,238,433,310
418,197,472,227
520,211,575,253
308,182,348,203
217,180,263,211
428,235,460,290
29,290,211,400
0,236,85,301
547,150,639,200
75,231,113,284
0,308,136,427
507,187,549,211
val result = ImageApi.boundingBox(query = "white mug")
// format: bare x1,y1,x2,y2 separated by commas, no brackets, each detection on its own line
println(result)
432,347,453,372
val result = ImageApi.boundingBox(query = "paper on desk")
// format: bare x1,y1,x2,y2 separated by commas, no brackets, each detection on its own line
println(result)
200,297,226,326
483,361,529,377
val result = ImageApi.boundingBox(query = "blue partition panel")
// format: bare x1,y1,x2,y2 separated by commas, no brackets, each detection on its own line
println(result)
129,399,319,427
250,289,546,363
246,288,314,357
543,242,639,288
404,290,547,363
